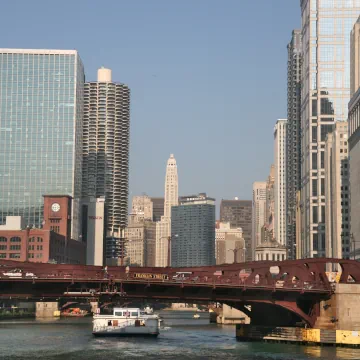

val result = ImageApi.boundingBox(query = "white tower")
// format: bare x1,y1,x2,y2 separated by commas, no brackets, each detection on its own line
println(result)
155,154,179,267
164,154,179,218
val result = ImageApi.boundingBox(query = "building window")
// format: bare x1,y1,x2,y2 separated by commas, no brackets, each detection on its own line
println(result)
37,245,43,251
50,226,60,233
0,253,6,258
10,245,21,250
9,253,20,259
0,245,6,250
10,237,21,243
29,237,35,243
0,237,7,243
37,237,43,243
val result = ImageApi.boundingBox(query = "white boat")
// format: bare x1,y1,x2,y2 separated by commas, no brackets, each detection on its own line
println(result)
193,313,200,319
92,307,160,337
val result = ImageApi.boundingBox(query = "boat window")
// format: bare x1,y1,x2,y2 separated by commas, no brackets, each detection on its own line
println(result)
114,312,122,316
131,312,138,317
140,312,146,315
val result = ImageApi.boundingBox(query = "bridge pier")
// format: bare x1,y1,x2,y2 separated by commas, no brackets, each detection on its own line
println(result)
36,302,60,319
217,305,250,325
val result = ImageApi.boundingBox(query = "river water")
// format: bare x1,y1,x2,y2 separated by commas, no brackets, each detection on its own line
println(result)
0,311,360,360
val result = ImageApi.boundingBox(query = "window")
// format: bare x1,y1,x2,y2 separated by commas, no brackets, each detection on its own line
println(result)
312,99,317,116
313,206,318,223
10,245,21,250
312,179,318,196
321,124,334,141
10,237,21,243
9,253,20,259
321,179,325,196
29,237,35,243
0,237,7,243
115,312,122,316
312,153,318,169
312,126,318,143
320,151,325,169
0,245,6,250
0,254,6,259
313,233,319,251
321,98,334,115
131,312,138,317
37,237,43,243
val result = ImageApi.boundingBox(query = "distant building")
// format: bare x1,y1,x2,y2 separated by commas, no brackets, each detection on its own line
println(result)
261,165,275,243
0,49,84,240
132,195,153,221
155,154,179,267
82,67,130,264
215,222,244,264
325,122,350,260
252,182,267,259
255,240,286,262
349,16,360,260
220,199,252,261
125,216,156,267
150,198,164,222
274,119,287,247
171,193,215,267
0,195,85,264
286,30,302,260
82,198,105,266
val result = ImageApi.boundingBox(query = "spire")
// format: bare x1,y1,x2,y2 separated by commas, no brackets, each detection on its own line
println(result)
164,154,179,218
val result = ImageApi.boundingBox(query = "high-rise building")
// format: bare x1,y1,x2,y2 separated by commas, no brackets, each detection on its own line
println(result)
252,182,266,259
171,193,215,267
349,16,360,260
325,122,350,260
220,199,252,261
261,165,275,243
0,49,84,239
215,222,244,264
274,119,287,248
286,30,302,260
299,1,360,258
125,216,156,267
131,195,153,221
155,154,179,267
82,67,130,264
150,197,164,222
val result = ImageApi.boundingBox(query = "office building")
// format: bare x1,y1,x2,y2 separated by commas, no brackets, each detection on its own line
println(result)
155,154,178,267
150,197,164,222
220,199,252,261
82,197,105,266
82,67,130,264
325,122,350,260
261,165,275,243
0,49,84,240
255,241,287,262
131,195,153,221
215,222,244,264
349,16,360,260
286,30,302,260
274,119,287,247
124,216,156,267
171,193,215,267
0,195,85,264
252,182,266,259
299,0,360,258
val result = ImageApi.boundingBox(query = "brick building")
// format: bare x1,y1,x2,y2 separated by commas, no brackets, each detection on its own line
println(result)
0,195,85,264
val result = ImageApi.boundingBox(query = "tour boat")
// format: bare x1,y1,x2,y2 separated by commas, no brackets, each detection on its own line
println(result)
92,307,160,337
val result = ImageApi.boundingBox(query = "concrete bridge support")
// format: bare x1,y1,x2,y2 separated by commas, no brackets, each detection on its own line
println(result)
217,305,250,325
36,302,59,319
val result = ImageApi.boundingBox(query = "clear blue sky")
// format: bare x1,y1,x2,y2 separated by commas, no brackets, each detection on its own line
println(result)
0,0,300,212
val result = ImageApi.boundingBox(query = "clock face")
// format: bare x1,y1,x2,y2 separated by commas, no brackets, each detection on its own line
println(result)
51,203,60,212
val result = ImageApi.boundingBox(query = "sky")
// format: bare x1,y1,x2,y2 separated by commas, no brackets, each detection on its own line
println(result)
0,0,301,212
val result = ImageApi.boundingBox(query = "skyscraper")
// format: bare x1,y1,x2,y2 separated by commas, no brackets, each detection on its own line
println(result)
274,119,287,248
131,195,153,221
324,122,350,260
349,16,360,259
150,197,164,222
299,1,360,258
155,154,179,267
220,199,252,261
252,182,266,259
0,49,84,239
82,67,130,263
286,30,302,260
171,193,215,267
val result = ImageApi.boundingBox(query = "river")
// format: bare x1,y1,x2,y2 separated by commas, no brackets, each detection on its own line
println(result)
0,311,360,359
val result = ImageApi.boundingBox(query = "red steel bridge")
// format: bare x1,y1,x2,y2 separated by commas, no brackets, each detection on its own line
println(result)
1,258,360,327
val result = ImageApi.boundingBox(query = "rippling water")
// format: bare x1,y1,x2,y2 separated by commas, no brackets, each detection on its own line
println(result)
0,312,360,359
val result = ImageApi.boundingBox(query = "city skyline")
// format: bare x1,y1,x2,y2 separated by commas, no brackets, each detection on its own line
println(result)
0,1,300,211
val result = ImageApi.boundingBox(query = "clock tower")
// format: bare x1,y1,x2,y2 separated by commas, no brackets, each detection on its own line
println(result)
43,195,72,239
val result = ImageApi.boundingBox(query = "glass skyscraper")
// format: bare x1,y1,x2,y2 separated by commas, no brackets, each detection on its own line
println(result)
300,1,360,257
0,49,84,238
